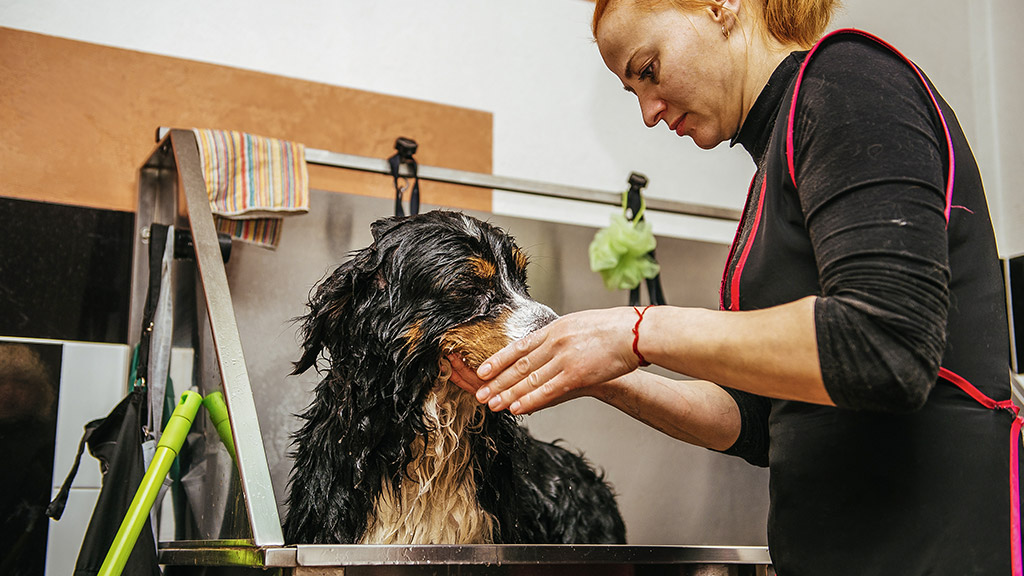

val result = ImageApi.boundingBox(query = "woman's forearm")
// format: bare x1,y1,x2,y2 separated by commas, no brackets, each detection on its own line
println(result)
592,372,742,451
639,296,834,406
472,296,833,417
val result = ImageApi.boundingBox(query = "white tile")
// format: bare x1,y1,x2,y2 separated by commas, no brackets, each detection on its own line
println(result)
168,347,195,400
44,487,97,576
52,343,131,490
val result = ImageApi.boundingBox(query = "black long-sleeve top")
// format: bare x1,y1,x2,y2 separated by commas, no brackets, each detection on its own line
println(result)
716,31,1016,575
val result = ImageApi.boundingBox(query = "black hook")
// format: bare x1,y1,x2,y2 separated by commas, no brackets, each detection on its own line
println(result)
625,172,649,222
389,137,420,217
621,172,665,306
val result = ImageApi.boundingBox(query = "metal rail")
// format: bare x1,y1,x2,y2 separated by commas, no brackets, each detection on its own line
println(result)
157,541,773,571
157,127,742,222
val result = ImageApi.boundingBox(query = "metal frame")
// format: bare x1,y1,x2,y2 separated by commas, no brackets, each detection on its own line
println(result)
134,129,770,572
134,130,284,547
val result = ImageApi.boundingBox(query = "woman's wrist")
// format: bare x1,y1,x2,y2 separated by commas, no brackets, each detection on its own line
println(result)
630,305,654,367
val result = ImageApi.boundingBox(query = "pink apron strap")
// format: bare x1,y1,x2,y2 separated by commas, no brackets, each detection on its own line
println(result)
727,177,768,311
785,28,956,226
720,173,758,311
938,367,1023,575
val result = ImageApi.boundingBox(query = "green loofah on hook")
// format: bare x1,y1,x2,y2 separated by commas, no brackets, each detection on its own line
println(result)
589,197,660,291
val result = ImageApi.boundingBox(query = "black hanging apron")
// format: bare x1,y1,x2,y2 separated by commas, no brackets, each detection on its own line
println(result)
722,28,1023,574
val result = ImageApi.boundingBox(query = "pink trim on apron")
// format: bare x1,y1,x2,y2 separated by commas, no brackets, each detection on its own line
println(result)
720,173,757,311
727,177,767,312
939,368,1024,576
785,28,956,226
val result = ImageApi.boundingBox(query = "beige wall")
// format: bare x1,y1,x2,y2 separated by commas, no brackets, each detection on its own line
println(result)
0,27,494,214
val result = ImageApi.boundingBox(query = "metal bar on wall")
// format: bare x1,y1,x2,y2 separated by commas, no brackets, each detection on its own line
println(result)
304,148,743,221
156,127,741,222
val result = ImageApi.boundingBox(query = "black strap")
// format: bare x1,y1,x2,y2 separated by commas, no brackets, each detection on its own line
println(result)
45,418,99,520
136,224,169,388
388,137,420,217
624,173,667,306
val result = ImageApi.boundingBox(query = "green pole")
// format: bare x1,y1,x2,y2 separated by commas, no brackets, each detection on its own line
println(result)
203,391,236,461
97,390,202,576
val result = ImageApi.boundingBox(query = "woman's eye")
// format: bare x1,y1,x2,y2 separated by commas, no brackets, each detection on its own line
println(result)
639,63,655,82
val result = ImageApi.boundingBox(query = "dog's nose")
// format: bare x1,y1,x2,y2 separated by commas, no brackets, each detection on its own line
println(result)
505,299,559,342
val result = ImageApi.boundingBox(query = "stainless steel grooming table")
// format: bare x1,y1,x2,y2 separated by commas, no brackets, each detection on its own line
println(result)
135,130,771,575
160,541,773,574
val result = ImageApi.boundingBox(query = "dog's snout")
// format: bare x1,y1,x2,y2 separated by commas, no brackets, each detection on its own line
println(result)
532,304,558,332
505,297,559,342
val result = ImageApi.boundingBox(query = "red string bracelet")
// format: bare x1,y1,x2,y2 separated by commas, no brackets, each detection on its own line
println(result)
632,305,653,367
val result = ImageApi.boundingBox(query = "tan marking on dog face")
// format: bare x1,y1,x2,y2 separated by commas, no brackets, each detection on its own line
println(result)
441,312,511,370
404,320,424,353
468,256,496,280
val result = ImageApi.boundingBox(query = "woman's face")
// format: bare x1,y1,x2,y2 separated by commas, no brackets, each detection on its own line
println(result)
596,2,742,150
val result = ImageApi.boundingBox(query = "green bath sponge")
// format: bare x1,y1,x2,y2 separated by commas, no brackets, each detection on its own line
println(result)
589,205,660,291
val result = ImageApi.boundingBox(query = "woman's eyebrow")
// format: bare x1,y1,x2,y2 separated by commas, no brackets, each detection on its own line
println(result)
624,50,641,79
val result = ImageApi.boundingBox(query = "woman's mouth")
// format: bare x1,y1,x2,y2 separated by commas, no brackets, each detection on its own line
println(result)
670,115,687,136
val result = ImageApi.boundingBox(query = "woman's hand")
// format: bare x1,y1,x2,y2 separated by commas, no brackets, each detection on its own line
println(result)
448,354,487,396
470,307,643,414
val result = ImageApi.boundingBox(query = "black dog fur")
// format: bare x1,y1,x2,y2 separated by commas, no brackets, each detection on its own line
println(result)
284,210,626,545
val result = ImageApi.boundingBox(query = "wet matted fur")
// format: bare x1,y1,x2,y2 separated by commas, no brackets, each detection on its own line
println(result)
284,210,626,545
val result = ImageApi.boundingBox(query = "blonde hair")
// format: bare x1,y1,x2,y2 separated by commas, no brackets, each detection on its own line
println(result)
592,0,839,49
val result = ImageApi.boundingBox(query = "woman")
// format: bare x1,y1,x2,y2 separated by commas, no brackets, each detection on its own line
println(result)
450,0,1021,574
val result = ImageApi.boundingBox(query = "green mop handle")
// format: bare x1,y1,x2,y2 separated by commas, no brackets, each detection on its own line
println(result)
203,391,237,461
97,390,202,576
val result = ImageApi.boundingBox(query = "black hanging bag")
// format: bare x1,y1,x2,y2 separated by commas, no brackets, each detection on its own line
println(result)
47,224,172,575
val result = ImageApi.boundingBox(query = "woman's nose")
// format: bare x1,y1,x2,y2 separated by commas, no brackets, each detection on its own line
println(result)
638,93,666,128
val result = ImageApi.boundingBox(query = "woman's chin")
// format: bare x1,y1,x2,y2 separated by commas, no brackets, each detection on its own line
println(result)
690,131,729,150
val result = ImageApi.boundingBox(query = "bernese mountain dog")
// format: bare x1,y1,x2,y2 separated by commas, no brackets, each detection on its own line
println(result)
284,210,625,545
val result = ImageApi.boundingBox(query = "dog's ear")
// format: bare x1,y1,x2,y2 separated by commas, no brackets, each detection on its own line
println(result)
292,216,415,377
292,243,385,376
292,259,352,375
370,215,406,243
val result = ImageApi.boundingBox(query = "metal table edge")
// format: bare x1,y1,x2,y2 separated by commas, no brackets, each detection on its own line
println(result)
293,544,772,566
158,541,298,567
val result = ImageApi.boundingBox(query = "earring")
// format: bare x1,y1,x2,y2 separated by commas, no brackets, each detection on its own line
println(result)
722,24,730,38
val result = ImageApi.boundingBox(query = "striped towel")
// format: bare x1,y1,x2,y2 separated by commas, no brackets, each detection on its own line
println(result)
193,129,309,248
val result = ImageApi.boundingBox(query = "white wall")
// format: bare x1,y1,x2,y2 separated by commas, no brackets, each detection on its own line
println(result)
832,0,1023,256
5,0,1017,248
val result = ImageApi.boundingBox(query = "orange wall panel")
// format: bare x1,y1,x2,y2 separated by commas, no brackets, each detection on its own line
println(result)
0,27,493,213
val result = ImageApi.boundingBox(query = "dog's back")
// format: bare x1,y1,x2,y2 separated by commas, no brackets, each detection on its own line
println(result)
284,211,625,544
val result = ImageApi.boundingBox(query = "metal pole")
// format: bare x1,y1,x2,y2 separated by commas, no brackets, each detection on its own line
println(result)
157,127,740,222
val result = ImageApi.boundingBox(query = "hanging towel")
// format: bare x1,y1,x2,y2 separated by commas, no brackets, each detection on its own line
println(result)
192,129,309,248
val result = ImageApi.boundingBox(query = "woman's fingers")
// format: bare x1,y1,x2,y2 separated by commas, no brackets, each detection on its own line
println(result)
484,357,563,412
470,308,638,414
474,329,547,399
477,329,542,379
506,372,578,415
447,354,484,395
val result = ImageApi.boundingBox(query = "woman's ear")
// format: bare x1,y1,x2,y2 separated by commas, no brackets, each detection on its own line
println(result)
707,0,740,36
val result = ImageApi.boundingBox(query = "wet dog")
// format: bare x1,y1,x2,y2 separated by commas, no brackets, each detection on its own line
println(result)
284,210,625,545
